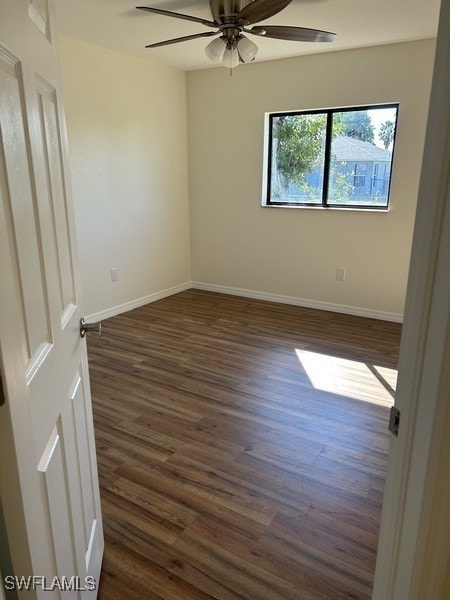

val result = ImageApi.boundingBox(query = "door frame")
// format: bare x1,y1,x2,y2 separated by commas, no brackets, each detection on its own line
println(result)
373,0,450,597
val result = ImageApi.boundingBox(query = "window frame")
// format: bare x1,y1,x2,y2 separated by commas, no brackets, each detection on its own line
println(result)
264,103,400,211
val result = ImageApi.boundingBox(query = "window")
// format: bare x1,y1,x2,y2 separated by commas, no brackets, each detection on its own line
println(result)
265,104,399,209
353,163,367,188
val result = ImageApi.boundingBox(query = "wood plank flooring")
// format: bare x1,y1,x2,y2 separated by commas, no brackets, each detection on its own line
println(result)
87,290,402,600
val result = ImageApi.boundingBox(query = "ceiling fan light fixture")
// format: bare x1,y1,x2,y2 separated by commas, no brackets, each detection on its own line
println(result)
236,35,258,63
222,43,240,69
204,36,226,63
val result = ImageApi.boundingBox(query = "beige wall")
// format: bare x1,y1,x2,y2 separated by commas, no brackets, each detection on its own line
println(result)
187,39,435,319
59,37,435,321
59,37,191,318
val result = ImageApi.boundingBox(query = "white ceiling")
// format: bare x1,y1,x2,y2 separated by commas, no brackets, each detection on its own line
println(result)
55,0,440,71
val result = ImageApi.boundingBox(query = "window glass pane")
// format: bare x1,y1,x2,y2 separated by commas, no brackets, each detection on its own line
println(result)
328,107,398,207
269,113,327,204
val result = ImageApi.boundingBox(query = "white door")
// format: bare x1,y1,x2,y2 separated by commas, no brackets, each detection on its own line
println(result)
0,0,103,597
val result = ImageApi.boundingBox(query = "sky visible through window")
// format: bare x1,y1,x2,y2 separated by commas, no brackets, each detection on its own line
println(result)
370,107,398,151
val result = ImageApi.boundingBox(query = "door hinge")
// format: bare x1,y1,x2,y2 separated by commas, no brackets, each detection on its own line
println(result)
389,406,401,436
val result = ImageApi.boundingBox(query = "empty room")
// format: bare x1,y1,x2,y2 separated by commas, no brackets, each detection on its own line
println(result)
1,1,449,599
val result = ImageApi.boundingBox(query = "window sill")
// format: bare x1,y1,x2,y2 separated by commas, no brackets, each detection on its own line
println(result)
261,203,390,213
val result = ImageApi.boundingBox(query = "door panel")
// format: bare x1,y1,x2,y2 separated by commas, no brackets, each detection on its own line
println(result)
0,0,103,595
68,369,101,574
0,48,52,371
36,75,76,319
37,426,78,581
71,374,96,543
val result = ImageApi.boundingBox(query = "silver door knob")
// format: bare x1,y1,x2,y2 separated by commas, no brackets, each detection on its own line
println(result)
80,318,102,338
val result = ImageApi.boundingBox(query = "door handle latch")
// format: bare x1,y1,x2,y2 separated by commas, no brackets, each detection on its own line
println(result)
80,318,102,338
389,406,401,436
0,373,5,407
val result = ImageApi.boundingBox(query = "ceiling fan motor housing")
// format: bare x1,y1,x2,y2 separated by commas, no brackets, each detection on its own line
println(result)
211,0,255,22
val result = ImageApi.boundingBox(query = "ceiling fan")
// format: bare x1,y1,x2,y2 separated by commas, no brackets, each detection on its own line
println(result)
136,0,336,69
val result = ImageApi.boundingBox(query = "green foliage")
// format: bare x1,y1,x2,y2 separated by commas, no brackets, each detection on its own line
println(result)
328,162,354,202
271,114,347,200
379,120,395,149
340,110,374,143
273,114,326,190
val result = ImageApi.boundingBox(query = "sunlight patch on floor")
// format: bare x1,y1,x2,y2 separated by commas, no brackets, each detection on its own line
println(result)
295,349,397,407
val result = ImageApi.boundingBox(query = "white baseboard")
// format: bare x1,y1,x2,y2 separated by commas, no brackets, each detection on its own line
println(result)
85,281,191,322
191,281,403,323
86,280,403,323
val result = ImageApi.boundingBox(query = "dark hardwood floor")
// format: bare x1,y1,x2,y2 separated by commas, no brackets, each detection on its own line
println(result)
87,290,402,600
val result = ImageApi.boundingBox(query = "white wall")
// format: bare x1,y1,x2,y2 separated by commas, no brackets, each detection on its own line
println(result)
187,40,435,320
59,37,191,318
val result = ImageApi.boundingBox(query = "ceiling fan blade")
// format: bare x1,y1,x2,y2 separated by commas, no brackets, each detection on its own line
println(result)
238,0,292,25
145,31,218,48
136,6,217,28
248,25,336,42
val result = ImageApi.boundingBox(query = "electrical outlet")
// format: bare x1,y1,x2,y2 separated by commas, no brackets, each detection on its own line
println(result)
110,268,119,282
336,267,346,281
